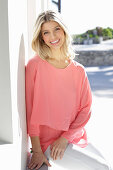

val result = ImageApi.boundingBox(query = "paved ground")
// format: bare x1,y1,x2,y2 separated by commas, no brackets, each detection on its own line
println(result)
85,66,113,169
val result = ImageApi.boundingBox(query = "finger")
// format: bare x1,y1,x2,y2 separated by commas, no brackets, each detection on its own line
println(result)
55,149,62,160
35,163,43,169
50,146,55,159
53,148,59,160
51,147,57,160
55,148,63,160
60,151,64,159
30,163,37,169
27,162,34,169
45,159,51,167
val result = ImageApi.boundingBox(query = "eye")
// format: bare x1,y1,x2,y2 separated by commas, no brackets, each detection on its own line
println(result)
43,31,49,35
55,27,61,31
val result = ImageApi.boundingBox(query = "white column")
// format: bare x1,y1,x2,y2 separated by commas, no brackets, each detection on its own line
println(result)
0,0,13,144
36,0,52,14
0,0,28,169
27,0,36,61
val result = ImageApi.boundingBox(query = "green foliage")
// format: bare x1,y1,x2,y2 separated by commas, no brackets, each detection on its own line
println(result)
107,27,113,34
95,35,99,39
89,34,93,38
102,28,112,39
87,30,93,34
72,26,113,44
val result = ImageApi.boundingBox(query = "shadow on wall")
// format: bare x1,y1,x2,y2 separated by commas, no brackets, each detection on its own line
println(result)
17,34,28,170
87,66,113,98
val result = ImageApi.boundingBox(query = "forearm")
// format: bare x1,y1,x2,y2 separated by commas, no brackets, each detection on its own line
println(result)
61,109,91,142
30,136,42,153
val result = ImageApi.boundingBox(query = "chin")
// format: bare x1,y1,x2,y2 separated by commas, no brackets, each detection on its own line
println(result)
51,44,63,50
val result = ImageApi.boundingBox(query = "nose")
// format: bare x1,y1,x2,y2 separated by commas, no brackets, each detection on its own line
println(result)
50,32,56,40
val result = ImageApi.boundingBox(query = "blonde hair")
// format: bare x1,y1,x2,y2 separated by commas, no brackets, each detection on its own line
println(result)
31,10,75,61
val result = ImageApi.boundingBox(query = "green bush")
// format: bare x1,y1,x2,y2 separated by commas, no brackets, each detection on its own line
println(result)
102,28,112,39
95,35,99,39
107,27,113,38
89,34,93,38
71,26,113,44
87,30,93,35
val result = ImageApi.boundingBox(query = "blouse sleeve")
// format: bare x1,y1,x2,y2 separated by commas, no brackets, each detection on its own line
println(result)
25,59,40,137
61,67,92,144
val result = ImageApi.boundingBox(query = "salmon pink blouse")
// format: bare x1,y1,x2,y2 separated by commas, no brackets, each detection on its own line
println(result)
25,55,92,148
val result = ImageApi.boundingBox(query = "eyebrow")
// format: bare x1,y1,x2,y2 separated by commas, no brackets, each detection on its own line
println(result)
42,25,60,32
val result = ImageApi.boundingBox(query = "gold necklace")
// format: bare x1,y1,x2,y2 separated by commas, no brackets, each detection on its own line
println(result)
46,57,70,64
65,59,69,63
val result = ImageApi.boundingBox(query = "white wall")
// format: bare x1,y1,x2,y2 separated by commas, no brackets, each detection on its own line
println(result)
27,0,36,61
0,0,13,144
0,0,29,169
36,0,52,14
0,0,52,169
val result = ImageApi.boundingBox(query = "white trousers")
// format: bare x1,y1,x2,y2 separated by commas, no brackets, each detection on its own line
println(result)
27,143,112,170
40,143,111,170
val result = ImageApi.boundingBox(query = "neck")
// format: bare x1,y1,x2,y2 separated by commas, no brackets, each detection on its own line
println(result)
50,49,66,62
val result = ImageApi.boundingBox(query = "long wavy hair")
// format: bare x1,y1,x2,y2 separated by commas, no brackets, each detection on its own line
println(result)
31,10,75,61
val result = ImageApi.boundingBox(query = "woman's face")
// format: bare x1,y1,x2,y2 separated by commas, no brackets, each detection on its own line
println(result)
41,21,65,51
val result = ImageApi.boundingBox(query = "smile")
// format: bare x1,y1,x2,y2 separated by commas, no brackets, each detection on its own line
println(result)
50,39,60,44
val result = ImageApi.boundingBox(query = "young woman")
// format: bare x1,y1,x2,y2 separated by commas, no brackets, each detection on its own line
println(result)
25,10,111,170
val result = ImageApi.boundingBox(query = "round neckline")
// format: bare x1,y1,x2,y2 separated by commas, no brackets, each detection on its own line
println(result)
39,56,73,70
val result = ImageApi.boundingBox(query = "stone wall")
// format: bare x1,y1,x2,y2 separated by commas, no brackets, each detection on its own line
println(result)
75,50,113,66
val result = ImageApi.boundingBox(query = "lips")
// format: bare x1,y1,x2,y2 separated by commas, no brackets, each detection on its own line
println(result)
50,39,60,44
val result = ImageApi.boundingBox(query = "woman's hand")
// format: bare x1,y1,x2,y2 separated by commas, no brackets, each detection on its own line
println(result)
50,136,68,160
28,150,51,169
